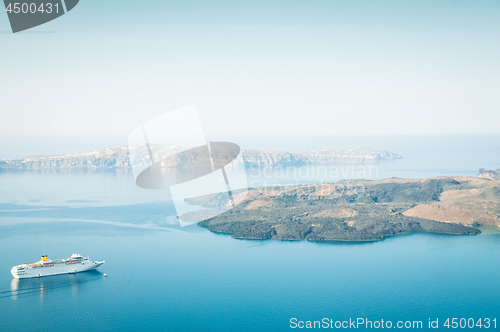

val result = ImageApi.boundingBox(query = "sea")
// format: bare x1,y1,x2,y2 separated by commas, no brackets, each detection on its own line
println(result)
1,135,500,331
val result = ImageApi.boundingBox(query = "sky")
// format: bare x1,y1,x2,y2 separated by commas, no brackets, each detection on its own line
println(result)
1,0,500,158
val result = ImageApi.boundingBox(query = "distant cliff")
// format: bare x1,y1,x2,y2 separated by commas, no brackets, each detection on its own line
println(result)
241,147,400,166
477,169,500,180
0,145,401,170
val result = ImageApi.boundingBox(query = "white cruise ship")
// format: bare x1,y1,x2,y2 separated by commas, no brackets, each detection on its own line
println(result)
11,254,105,279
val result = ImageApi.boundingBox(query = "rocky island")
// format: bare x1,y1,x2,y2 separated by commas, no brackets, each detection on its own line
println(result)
478,168,500,180
188,176,500,242
0,145,401,169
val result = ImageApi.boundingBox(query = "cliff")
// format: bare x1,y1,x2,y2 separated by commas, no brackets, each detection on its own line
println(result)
478,168,500,180
0,145,401,170
240,147,400,166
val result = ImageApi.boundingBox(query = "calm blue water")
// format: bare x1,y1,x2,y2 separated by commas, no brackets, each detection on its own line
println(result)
1,222,500,331
1,135,499,331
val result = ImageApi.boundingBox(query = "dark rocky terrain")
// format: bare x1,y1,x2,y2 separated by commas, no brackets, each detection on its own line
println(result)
189,177,500,242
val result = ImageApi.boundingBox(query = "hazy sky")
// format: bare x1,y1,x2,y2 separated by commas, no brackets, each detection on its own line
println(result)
1,0,500,157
